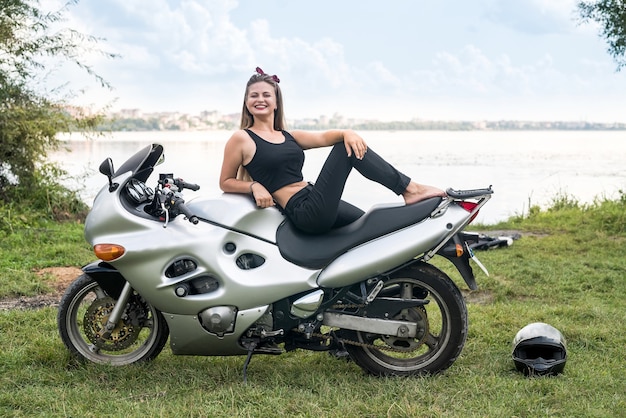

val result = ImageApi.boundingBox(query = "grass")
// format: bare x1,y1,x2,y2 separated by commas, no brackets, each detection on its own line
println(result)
0,221,91,297
1,192,625,417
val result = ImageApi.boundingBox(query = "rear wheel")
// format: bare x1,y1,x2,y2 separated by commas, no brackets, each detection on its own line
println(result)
341,263,467,376
57,274,169,365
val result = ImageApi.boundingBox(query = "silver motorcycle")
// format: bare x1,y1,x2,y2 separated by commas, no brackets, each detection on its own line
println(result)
57,143,493,378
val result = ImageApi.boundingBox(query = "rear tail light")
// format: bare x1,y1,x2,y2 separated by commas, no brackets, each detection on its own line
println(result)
459,201,479,223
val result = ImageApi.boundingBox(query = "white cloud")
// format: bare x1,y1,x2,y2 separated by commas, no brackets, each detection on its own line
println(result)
33,0,626,122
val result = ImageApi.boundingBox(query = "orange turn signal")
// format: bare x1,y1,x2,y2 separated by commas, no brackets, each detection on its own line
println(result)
455,243,464,257
93,243,126,261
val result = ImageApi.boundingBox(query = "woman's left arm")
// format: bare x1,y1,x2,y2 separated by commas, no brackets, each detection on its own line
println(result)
291,129,367,159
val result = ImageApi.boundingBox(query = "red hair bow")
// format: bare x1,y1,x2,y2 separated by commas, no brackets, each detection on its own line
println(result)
256,67,280,83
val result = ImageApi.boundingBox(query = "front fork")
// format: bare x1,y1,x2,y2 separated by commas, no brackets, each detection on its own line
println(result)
82,260,133,341
99,281,133,340
436,233,489,290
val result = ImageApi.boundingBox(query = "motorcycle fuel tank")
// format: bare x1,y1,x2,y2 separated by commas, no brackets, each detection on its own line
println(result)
187,193,285,243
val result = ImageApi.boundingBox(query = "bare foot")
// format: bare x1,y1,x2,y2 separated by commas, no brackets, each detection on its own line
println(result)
403,182,446,205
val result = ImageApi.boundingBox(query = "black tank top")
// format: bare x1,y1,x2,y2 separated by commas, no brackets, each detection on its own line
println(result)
243,129,305,193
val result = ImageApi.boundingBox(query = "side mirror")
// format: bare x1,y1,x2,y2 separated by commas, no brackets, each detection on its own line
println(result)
99,158,114,177
98,158,119,192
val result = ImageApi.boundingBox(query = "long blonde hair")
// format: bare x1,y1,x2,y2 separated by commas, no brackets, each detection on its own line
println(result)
237,69,287,181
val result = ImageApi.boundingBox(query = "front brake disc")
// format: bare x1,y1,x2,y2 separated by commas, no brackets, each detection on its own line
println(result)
83,296,141,350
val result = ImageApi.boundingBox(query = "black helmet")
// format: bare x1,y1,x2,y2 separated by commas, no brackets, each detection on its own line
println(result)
512,322,567,376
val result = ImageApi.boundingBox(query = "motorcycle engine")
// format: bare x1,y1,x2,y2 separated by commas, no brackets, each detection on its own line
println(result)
198,305,275,338
198,306,237,337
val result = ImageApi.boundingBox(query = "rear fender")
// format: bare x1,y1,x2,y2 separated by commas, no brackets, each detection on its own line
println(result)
82,260,127,299
436,233,477,290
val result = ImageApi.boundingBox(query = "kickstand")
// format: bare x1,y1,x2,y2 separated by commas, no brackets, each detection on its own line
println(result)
242,340,258,383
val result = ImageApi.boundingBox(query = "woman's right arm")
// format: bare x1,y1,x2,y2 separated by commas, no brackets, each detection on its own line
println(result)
219,132,274,207
219,131,253,194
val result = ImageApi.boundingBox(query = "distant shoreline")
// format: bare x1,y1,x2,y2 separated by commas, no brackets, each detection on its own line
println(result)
94,118,626,132
81,109,626,132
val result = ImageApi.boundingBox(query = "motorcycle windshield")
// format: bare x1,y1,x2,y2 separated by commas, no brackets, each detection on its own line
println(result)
114,143,164,182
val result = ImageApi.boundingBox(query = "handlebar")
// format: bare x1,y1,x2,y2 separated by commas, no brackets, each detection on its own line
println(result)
176,179,200,191
161,176,200,192
172,198,199,224
147,173,201,225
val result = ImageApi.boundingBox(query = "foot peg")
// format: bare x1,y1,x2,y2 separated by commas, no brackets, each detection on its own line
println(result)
254,341,283,355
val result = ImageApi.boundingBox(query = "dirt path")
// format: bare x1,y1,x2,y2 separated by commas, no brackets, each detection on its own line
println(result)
0,267,81,311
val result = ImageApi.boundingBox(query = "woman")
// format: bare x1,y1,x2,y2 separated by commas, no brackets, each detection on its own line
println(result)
219,67,445,234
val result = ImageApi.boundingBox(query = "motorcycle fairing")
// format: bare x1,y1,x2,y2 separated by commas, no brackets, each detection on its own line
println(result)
96,221,320,314
165,308,267,356
276,197,442,269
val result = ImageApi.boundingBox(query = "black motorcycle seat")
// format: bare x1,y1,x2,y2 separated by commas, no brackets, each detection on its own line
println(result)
276,197,442,269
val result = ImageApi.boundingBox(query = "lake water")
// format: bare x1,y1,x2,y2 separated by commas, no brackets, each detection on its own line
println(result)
50,130,626,225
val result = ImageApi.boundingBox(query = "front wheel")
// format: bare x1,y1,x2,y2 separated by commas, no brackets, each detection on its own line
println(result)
57,274,169,365
340,263,468,376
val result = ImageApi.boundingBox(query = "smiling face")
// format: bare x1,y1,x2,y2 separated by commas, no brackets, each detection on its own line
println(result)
245,81,277,118
239,73,285,130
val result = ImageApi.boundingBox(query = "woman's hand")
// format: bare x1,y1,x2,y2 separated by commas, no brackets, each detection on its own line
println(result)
251,182,275,208
343,129,368,159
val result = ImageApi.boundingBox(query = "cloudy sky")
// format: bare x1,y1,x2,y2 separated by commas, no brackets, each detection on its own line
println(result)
43,0,625,122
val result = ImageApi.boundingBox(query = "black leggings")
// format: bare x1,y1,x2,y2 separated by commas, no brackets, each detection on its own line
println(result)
283,143,410,234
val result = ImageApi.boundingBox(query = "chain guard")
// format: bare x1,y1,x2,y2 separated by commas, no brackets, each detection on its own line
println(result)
83,296,144,351
303,305,429,353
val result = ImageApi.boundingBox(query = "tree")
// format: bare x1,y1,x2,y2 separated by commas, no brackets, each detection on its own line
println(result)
0,0,115,220
578,0,626,71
